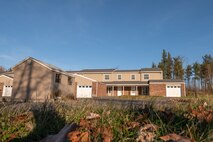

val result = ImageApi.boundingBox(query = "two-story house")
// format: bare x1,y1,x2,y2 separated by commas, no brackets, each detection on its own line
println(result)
69,68,186,98
2,57,185,101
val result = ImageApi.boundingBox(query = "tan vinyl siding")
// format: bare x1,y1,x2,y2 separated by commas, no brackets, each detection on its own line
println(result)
78,73,112,82
74,75,93,86
0,83,3,97
52,73,74,97
141,72,162,81
12,59,53,100
113,72,141,81
0,76,13,86
78,71,162,82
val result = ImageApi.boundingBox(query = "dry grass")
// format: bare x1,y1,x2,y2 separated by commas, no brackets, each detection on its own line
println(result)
0,98,212,141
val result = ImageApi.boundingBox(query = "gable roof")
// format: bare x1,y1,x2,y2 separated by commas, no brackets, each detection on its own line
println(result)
12,57,73,77
0,72,14,80
149,79,184,83
103,81,149,86
114,69,140,72
140,68,162,72
68,69,116,73
68,68,162,73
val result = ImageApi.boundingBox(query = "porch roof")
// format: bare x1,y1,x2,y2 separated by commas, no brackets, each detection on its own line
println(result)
103,81,149,86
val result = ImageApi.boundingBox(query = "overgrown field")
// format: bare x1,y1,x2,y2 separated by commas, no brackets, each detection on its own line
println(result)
0,98,213,142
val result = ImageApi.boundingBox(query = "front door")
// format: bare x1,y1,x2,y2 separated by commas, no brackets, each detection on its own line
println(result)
131,86,136,96
0,83,3,97
117,87,122,96
107,87,112,96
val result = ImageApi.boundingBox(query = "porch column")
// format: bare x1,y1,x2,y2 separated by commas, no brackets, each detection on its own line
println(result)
123,86,124,96
112,86,114,96
136,86,138,95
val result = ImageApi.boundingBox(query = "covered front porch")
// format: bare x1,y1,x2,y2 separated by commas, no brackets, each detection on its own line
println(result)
104,81,149,96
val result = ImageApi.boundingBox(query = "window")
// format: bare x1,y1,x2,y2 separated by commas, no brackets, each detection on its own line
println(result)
68,77,72,85
144,74,149,80
117,74,122,80
55,74,61,83
104,74,110,80
131,75,136,80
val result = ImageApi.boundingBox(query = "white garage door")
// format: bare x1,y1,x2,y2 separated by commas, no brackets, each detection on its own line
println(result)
166,85,181,97
2,85,13,97
77,85,92,98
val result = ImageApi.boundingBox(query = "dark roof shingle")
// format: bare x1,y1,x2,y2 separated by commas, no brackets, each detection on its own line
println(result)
102,81,149,85
67,68,162,73
149,79,184,83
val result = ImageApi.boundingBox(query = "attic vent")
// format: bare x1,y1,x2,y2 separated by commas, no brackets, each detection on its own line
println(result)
27,59,32,65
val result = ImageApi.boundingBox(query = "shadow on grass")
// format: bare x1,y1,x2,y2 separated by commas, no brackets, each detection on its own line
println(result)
131,104,212,141
11,103,66,142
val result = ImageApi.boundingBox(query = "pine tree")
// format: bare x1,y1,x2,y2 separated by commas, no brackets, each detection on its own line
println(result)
158,49,167,79
166,52,173,79
201,54,213,93
173,56,184,80
185,65,192,89
152,62,157,68
193,62,201,97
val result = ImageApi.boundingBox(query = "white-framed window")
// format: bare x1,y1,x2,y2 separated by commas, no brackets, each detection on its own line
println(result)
144,74,149,80
104,74,110,80
131,74,136,80
117,74,122,80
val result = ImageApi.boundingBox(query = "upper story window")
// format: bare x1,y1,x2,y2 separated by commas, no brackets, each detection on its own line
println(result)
55,73,61,83
68,77,72,85
117,74,122,80
104,74,110,80
144,74,149,80
131,74,136,80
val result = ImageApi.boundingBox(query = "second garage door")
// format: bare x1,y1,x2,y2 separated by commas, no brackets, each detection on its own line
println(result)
166,85,181,97
77,85,92,98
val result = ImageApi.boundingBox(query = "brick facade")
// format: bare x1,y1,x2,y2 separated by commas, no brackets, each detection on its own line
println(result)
149,84,166,96
181,84,186,97
149,82,186,97
92,82,107,97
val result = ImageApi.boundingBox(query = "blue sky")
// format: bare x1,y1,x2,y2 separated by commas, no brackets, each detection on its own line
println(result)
0,0,212,70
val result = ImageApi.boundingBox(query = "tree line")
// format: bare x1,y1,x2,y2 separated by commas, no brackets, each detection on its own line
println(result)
152,49,213,95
